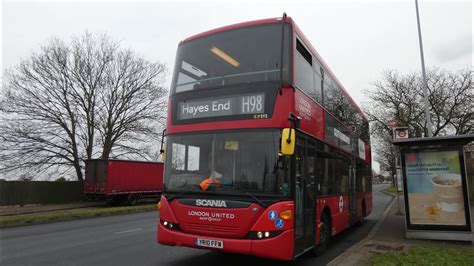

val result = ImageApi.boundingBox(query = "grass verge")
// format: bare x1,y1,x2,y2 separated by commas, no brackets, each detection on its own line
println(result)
368,245,474,266
0,204,156,228
385,185,397,194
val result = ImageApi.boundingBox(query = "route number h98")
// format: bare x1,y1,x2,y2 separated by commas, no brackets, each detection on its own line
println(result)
242,94,263,113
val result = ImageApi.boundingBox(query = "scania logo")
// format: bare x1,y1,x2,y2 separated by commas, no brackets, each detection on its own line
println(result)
195,199,227,208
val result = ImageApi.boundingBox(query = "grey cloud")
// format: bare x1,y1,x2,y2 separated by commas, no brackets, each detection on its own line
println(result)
434,35,472,63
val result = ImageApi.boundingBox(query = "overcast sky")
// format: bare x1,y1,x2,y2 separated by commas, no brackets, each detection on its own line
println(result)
2,0,472,100
1,0,472,173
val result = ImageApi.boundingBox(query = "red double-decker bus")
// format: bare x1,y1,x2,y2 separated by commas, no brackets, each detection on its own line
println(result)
158,14,372,261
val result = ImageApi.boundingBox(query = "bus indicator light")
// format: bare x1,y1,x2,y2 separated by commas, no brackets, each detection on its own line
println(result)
279,210,292,220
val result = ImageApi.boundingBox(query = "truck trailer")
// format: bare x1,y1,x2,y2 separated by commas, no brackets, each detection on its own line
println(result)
84,159,164,205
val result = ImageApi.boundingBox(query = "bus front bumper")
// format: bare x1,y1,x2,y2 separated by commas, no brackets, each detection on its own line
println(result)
158,223,294,261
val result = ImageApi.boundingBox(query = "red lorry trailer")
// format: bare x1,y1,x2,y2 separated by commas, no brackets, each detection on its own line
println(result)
85,159,164,205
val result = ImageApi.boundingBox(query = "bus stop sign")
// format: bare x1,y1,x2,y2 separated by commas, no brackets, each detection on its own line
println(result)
389,119,397,128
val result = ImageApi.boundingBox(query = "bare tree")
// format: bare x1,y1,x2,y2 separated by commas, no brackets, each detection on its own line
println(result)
0,32,167,180
364,68,473,176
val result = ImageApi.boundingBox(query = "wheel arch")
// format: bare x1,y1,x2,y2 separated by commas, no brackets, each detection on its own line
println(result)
320,205,332,231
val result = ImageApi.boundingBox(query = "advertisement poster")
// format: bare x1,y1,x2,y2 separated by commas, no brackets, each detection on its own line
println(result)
404,150,466,226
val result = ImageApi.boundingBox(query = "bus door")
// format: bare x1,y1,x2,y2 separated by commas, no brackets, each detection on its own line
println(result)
349,159,357,226
294,137,316,255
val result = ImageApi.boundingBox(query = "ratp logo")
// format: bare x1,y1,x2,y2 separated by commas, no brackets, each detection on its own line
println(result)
339,196,344,213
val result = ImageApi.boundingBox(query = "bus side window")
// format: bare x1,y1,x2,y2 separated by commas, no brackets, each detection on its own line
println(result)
364,163,372,192
356,161,363,193
317,141,335,196
306,141,316,198
312,64,323,104
335,151,350,194
294,38,314,97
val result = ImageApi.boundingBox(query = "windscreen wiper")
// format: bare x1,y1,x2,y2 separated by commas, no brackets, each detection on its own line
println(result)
245,192,267,207
165,191,187,202
232,183,267,207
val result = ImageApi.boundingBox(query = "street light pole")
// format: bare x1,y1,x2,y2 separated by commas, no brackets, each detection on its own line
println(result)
415,0,432,137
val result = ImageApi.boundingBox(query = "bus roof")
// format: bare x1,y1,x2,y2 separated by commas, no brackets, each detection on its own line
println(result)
179,16,368,123
179,17,288,45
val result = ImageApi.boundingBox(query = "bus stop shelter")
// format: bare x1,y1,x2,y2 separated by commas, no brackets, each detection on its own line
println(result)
393,134,473,242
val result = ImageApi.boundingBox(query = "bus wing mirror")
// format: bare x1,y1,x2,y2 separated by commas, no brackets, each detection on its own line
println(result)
280,128,295,155
160,128,166,154
160,128,166,161
161,146,166,161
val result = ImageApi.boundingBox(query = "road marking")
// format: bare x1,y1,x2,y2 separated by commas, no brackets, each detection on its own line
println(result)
114,228,142,234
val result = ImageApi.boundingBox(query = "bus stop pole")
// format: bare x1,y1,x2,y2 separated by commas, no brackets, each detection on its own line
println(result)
395,168,403,215
392,128,404,215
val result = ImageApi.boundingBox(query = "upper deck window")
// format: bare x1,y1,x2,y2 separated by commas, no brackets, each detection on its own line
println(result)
294,37,322,103
296,39,312,65
171,23,291,95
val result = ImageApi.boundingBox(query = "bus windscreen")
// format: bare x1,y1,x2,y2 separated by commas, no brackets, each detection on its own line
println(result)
164,129,290,197
171,23,291,94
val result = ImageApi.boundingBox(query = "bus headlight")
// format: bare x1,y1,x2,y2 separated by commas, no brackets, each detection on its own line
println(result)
247,230,282,239
160,220,180,231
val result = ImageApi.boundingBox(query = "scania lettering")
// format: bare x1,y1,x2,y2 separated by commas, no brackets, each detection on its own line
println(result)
158,15,372,261
195,199,227,208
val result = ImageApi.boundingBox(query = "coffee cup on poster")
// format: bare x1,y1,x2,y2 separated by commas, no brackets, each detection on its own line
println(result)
431,173,464,212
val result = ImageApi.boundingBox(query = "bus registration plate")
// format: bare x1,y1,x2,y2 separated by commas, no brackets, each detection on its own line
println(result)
196,238,223,249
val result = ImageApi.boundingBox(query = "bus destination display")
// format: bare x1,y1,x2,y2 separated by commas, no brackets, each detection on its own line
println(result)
177,93,265,120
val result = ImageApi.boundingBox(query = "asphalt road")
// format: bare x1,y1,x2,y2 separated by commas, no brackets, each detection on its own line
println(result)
0,184,392,266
